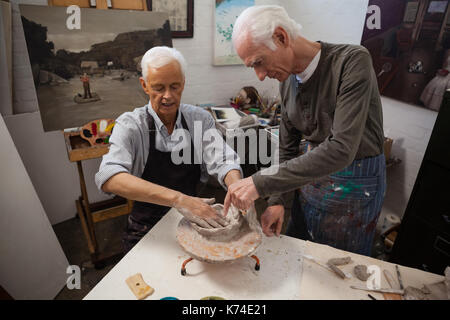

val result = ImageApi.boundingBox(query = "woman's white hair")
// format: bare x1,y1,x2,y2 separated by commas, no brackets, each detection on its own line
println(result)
232,5,302,51
140,46,187,81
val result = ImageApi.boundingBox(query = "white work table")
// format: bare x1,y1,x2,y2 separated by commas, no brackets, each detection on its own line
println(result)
84,209,446,300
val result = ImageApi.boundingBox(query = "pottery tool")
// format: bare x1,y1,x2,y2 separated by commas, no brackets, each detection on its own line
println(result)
350,285,404,295
395,265,404,290
382,269,403,300
302,254,351,279
383,269,398,289
368,294,377,300
328,263,347,279
125,273,154,300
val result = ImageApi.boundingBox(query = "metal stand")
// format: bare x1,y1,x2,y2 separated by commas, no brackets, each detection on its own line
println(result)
180,255,261,276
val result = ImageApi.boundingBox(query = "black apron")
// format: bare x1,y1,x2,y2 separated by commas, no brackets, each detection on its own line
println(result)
122,111,201,252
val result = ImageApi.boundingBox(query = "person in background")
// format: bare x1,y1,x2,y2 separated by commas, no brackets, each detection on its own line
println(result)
80,72,92,99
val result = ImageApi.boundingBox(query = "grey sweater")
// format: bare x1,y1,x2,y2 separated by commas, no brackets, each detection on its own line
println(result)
252,42,385,207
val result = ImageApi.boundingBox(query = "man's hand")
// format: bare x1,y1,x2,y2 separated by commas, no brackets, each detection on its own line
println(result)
223,176,260,216
261,205,284,237
174,194,228,228
224,169,242,187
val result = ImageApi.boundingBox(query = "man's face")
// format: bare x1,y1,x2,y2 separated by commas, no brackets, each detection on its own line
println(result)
235,32,292,82
140,60,185,120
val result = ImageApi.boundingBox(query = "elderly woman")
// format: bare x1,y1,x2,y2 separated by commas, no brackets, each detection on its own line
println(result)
96,46,242,252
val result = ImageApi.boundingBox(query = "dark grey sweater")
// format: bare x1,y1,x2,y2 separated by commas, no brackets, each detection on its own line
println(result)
252,42,385,207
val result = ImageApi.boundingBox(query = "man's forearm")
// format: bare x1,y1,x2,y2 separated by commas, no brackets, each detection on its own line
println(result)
102,172,181,207
224,169,242,188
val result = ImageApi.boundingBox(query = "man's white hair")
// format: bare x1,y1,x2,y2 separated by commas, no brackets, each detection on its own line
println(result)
232,5,302,51
140,46,187,81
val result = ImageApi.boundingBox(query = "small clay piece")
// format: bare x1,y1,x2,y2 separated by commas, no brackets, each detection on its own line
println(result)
354,265,371,281
403,286,430,300
421,285,431,295
327,263,346,279
327,256,352,266
125,273,154,300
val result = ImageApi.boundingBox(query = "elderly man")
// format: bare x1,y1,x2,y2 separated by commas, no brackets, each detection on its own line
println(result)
224,5,386,256
96,46,242,252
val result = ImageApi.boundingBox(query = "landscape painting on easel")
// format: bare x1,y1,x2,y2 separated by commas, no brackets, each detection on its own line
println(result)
361,0,450,112
20,5,171,132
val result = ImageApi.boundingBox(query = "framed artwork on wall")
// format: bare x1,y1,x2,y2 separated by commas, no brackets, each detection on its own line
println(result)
147,0,194,38
213,0,254,66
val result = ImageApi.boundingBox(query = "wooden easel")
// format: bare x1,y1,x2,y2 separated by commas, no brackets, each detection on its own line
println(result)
51,0,147,268
64,131,133,268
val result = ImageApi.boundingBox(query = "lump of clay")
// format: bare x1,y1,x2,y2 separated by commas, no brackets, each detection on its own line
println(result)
327,256,352,266
190,204,245,242
354,265,371,281
404,286,431,300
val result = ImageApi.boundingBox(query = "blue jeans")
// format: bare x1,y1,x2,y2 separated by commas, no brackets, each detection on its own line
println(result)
286,154,386,256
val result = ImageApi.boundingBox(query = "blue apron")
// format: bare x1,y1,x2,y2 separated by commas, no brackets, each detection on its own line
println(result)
287,152,386,256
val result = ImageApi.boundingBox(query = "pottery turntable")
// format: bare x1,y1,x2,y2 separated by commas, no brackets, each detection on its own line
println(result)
176,204,263,275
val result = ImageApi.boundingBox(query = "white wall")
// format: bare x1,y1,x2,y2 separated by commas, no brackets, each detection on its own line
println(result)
0,114,69,299
381,97,438,218
177,0,370,105
283,0,369,44
4,112,107,224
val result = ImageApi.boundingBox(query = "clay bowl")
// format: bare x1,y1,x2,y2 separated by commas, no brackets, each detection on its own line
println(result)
190,204,243,242
176,204,262,264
